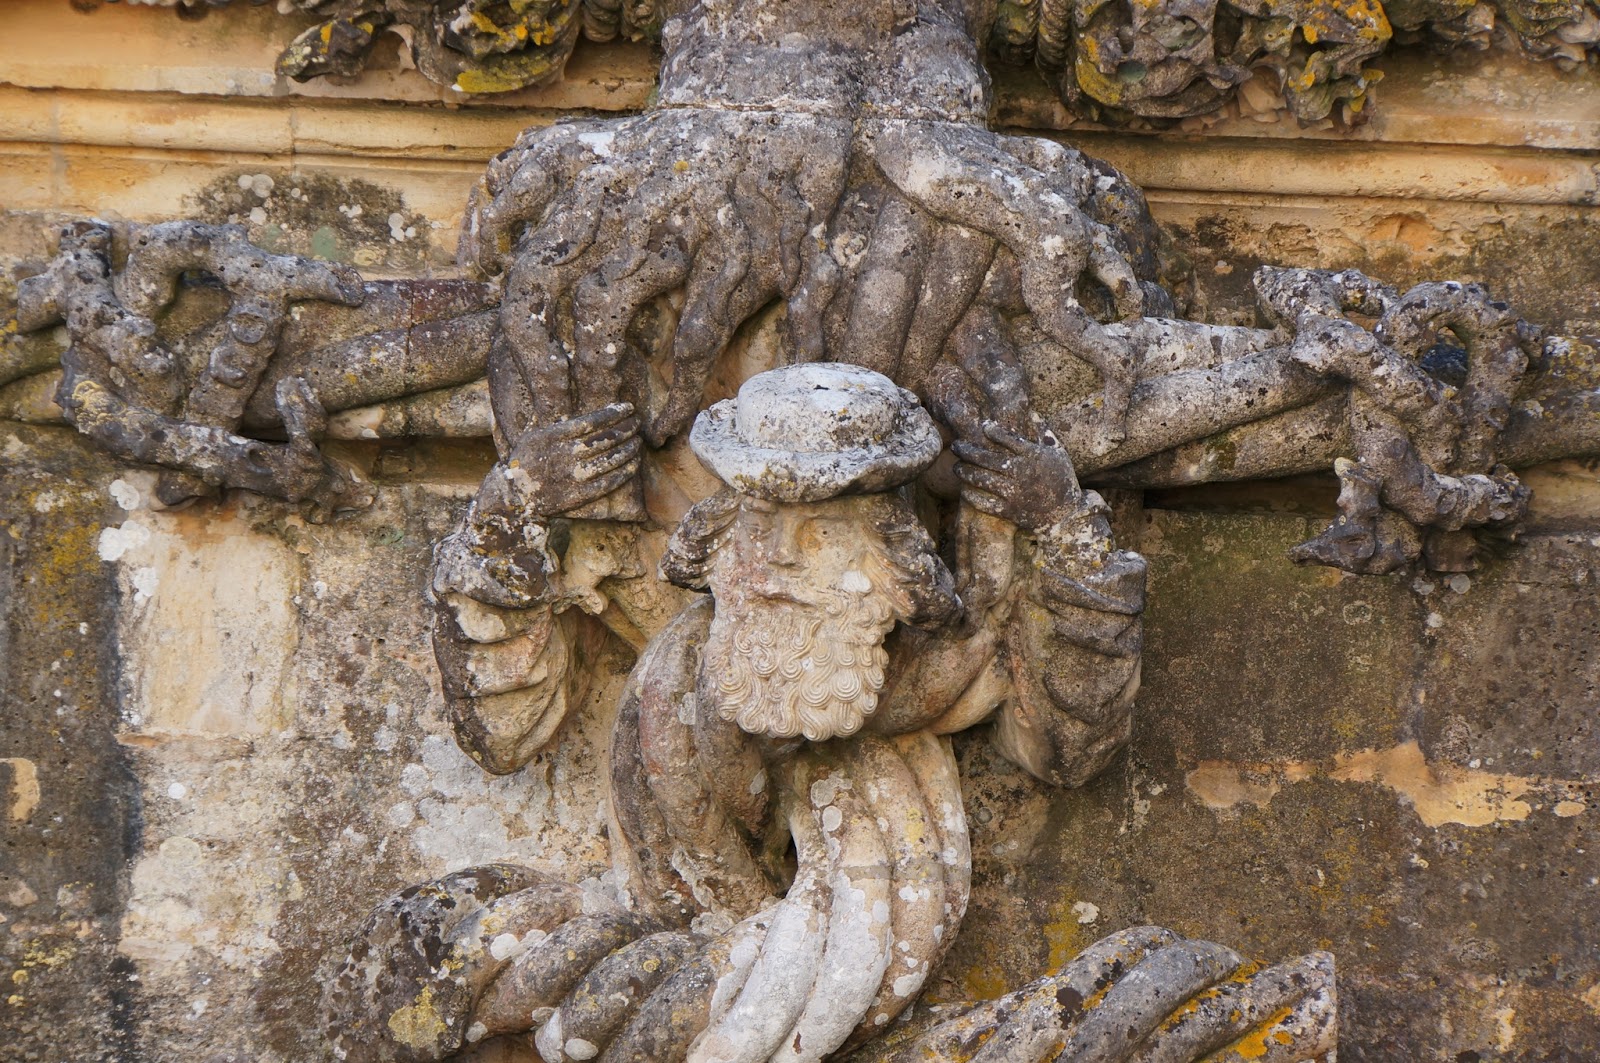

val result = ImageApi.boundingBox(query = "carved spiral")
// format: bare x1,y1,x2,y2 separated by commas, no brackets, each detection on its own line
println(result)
322,725,1336,1063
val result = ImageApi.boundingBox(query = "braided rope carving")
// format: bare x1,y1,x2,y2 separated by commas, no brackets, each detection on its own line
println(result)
323,729,1335,1062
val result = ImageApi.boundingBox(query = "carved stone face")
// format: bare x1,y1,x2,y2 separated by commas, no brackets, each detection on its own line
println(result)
697,493,940,742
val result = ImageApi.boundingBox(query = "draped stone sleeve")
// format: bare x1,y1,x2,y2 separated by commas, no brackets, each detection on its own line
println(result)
993,490,1147,788
428,487,584,776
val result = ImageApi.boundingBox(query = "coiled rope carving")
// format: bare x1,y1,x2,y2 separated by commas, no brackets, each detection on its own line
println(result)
322,726,1335,1063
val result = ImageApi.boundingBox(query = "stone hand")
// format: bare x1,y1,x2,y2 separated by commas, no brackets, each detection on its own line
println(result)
951,421,1084,533
503,401,643,519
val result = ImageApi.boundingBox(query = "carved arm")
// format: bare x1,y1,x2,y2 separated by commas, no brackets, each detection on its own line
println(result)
867,407,1146,788
997,493,1146,787
951,419,1147,787
430,403,643,773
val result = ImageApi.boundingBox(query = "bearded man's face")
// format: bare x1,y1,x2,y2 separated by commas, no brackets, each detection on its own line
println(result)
698,494,923,742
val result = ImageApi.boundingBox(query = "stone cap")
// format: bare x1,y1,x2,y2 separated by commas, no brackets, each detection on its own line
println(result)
689,363,941,501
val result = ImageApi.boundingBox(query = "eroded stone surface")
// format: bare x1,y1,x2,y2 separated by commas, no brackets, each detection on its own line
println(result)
4,0,1600,1060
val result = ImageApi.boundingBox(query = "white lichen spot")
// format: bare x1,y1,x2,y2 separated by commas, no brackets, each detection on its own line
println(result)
130,566,159,604
1426,612,1445,629
1447,574,1472,594
839,569,871,593
872,900,890,923
577,130,615,156
488,933,524,961
892,973,921,997
167,782,188,800
728,934,760,971
399,763,431,797
109,479,141,511
465,1021,488,1043
1071,901,1100,925
565,1038,599,1060
821,806,843,832
249,207,268,225
98,519,151,562
579,874,621,916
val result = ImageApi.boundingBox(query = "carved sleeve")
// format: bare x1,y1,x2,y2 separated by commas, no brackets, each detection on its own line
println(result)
428,483,583,776
993,490,1146,788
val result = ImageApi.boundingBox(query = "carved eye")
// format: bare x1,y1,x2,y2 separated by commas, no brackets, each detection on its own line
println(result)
795,518,842,553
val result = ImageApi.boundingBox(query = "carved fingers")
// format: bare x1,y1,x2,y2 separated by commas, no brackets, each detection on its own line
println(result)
951,422,1083,533
497,402,644,518
868,119,1142,442
483,110,849,469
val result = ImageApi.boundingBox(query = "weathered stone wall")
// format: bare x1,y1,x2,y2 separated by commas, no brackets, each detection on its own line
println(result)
2,2,1598,1061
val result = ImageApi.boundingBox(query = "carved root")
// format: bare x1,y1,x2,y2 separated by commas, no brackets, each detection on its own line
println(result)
322,730,969,1063
854,929,1337,1063
457,110,1161,524
1254,267,1537,573
16,221,373,520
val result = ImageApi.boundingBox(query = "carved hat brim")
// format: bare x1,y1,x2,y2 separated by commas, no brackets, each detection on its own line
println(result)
689,393,943,502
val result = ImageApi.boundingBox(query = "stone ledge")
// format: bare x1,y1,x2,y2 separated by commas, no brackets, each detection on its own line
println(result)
8,0,1600,152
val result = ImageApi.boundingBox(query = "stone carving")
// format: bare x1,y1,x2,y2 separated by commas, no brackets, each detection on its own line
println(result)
103,0,1600,122
10,0,1600,1060
1257,267,1538,573
325,363,1338,1062
14,220,372,519
999,0,1600,125
274,0,620,94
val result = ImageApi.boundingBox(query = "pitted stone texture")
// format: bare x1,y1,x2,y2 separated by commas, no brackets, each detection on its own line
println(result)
690,364,942,503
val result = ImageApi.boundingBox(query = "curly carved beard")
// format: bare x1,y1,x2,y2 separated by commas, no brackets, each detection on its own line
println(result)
700,588,897,742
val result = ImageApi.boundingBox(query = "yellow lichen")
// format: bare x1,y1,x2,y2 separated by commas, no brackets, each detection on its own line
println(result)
1217,1004,1297,1059
386,986,449,1050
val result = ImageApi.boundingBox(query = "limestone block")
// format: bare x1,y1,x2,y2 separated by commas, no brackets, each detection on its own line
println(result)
101,482,301,738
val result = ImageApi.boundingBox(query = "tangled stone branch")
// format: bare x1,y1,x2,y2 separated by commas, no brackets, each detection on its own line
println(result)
16,220,373,520
1256,267,1540,572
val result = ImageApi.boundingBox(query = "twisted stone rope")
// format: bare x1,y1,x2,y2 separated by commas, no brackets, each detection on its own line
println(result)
322,732,1334,1063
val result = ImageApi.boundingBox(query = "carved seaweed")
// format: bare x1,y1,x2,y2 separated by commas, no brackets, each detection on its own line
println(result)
97,0,1600,122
